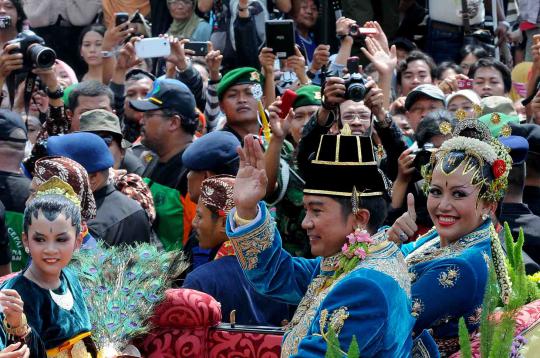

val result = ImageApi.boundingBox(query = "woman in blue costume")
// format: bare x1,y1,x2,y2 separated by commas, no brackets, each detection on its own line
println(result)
388,118,513,356
1,177,96,357
226,133,414,357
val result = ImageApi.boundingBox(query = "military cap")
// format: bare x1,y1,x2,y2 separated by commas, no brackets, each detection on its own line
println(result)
47,132,114,174
79,109,131,148
499,135,529,165
217,67,263,100
293,85,322,109
182,131,241,173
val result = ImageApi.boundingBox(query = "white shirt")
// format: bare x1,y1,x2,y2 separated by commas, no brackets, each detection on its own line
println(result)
429,0,485,26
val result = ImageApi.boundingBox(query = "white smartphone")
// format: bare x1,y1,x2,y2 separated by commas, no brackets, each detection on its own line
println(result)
135,38,171,58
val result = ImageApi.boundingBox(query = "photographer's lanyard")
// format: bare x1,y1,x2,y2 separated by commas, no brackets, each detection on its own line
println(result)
22,72,37,115
7,71,38,115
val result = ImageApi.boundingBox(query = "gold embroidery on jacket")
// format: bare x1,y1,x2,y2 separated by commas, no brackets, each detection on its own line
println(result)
437,266,460,288
229,213,274,270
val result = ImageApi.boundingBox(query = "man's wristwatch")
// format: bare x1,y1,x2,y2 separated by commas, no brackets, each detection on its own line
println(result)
376,111,393,129
46,86,64,100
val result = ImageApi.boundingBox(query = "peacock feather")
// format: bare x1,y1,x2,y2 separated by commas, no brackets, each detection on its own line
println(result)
69,243,188,353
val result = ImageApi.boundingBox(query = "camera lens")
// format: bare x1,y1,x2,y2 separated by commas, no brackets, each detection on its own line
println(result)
346,83,367,102
28,44,56,69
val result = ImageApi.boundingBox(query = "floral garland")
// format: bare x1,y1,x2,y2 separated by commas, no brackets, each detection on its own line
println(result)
333,229,373,281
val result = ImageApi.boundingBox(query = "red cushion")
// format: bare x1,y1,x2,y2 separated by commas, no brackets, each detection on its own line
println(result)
208,330,282,358
150,289,222,328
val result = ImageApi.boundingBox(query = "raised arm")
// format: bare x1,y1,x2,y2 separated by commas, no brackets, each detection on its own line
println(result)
227,135,316,303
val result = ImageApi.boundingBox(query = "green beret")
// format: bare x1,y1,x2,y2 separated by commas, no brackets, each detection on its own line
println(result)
217,67,263,100
293,85,322,109
478,112,519,137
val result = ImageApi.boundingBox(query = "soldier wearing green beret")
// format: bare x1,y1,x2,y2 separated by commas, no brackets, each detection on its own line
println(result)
217,67,264,143
263,85,322,258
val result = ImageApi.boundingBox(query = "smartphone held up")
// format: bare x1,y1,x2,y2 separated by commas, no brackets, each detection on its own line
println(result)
134,38,171,58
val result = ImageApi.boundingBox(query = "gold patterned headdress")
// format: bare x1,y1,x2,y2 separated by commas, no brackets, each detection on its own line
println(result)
425,108,513,203
35,177,82,207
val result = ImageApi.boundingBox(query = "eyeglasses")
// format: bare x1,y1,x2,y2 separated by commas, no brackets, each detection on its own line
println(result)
341,113,372,123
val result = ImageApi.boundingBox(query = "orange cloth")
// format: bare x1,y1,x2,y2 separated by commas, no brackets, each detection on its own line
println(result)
181,193,197,246
102,0,150,29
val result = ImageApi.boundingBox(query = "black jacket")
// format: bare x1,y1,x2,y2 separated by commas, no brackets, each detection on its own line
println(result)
499,202,540,271
88,182,152,246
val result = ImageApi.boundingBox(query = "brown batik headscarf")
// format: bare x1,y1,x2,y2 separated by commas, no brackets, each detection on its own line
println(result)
33,156,97,221
200,175,236,217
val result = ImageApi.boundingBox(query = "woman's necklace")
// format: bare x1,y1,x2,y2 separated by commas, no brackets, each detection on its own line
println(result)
27,268,74,311
49,286,74,311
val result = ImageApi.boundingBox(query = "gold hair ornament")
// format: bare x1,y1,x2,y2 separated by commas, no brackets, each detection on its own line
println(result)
35,177,81,207
423,118,512,202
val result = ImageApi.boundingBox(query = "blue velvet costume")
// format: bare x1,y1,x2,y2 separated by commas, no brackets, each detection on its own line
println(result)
226,202,414,357
183,254,292,326
401,220,493,354
1,268,92,354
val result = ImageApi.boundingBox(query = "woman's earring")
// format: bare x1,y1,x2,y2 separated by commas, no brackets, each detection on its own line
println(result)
24,247,29,254
482,213,490,221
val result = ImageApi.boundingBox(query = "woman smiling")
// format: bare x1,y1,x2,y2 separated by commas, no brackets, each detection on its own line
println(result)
388,119,512,356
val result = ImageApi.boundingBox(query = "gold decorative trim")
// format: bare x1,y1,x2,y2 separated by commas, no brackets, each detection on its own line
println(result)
303,189,384,197
310,160,378,166
229,212,274,270
336,135,341,162
315,135,324,160
356,136,362,162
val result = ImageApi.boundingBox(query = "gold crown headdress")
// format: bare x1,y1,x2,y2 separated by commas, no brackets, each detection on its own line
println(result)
422,107,513,203
35,177,81,207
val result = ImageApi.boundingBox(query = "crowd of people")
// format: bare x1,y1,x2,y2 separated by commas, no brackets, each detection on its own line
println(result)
0,0,539,357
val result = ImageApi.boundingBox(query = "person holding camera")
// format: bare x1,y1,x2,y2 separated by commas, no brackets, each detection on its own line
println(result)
296,74,407,183
22,0,101,76
386,109,455,239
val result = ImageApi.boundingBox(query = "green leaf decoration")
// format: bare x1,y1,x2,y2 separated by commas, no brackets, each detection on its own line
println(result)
504,222,515,269
477,224,540,358
458,317,472,358
347,335,360,358
324,325,342,358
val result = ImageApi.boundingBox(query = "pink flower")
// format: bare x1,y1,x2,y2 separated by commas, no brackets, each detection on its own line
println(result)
356,232,373,244
347,234,356,245
341,243,349,253
354,248,367,260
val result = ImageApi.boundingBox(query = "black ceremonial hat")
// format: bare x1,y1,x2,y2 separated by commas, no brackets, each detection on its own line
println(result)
303,125,389,198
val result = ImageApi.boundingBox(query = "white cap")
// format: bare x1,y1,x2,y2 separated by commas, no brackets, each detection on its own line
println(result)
445,90,481,107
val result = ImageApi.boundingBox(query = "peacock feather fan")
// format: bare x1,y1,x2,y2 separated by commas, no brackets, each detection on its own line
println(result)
69,243,188,353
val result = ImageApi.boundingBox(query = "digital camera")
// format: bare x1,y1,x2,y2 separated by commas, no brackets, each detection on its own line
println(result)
7,30,56,72
412,143,435,173
344,73,369,102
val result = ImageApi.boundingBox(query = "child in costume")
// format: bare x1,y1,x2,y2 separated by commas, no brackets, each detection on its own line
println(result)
1,177,95,357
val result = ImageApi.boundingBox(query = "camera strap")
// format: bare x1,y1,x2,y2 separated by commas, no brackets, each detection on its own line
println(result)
6,71,37,115
22,72,37,115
